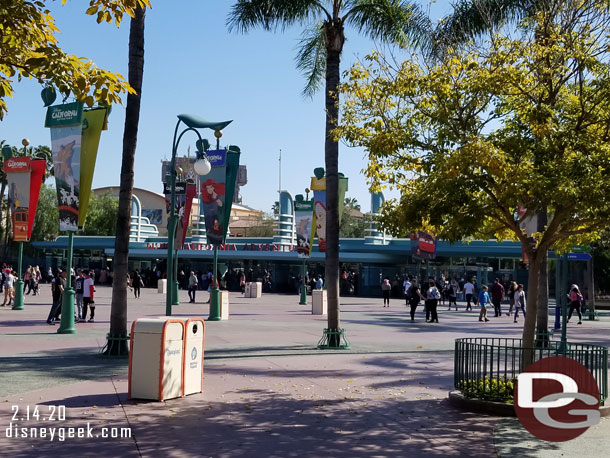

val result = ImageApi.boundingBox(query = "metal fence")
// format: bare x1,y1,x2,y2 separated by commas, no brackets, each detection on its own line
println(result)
454,337,609,404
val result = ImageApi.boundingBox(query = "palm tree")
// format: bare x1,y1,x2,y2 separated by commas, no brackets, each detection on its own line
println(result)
228,0,430,346
105,4,146,356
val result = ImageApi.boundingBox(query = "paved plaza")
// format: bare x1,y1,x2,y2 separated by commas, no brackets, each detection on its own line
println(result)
0,285,609,457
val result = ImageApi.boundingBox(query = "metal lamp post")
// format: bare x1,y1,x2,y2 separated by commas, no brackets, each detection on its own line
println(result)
166,114,231,316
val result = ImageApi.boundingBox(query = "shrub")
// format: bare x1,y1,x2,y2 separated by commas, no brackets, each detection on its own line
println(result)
457,376,515,403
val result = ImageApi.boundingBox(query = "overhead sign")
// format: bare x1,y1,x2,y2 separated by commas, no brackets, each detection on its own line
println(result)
567,252,592,261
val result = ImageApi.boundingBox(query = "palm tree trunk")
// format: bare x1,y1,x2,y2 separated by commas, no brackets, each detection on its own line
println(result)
325,45,341,346
106,5,145,356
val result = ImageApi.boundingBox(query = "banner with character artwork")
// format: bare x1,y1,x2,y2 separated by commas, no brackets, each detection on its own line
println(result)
46,102,83,231
295,199,314,257
50,126,81,231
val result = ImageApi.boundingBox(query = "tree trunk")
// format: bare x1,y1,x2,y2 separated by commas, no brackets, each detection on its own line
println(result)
324,22,343,347
522,250,543,369
106,5,145,356
536,208,549,343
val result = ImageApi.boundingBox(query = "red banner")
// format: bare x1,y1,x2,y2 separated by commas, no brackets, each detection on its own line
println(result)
28,160,46,239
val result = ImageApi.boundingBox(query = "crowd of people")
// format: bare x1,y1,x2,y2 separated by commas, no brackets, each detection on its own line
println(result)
45,268,96,325
376,274,586,326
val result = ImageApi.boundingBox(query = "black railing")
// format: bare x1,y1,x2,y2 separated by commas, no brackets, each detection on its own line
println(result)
454,337,608,404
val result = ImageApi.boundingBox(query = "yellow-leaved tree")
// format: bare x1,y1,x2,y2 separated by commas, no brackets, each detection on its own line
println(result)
338,2,610,362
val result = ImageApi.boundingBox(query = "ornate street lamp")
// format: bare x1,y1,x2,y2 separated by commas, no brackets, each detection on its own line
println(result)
166,114,232,316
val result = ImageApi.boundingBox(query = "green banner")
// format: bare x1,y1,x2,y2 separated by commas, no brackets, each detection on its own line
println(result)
78,107,109,228
45,102,83,128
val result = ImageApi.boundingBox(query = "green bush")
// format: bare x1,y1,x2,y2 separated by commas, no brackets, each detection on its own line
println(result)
457,376,515,403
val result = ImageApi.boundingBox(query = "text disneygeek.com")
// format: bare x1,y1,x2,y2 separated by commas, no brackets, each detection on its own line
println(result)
5,405,131,442
5,422,132,441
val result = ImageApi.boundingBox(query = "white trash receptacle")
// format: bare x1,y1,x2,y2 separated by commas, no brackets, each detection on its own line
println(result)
245,282,262,298
183,318,205,396
157,279,167,294
219,290,230,320
312,290,327,315
129,318,184,401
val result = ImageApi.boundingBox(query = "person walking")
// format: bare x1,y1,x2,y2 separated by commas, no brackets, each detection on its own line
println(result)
513,284,527,323
188,271,198,303
82,270,96,322
403,276,412,307
425,280,440,323
407,280,425,322
46,270,65,324
239,271,246,295
490,278,505,317
567,284,583,325
2,269,15,306
478,285,491,322
447,279,459,310
74,270,84,321
381,277,391,307
463,279,475,311
132,270,142,298
507,281,518,316
24,266,32,295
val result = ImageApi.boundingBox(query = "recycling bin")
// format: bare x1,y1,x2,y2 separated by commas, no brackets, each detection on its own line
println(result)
244,282,251,297
312,290,327,315
157,279,167,294
128,318,184,401
220,290,230,320
183,318,205,396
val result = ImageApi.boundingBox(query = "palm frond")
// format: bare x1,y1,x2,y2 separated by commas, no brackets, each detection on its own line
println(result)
434,0,538,50
227,0,329,33
344,0,432,50
295,22,327,98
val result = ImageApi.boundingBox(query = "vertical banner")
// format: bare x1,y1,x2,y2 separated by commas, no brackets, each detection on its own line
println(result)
27,160,47,239
4,157,32,242
295,199,314,257
310,176,327,252
78,107,109,228
164,181,187,219
46,102,84,232
176,183,196,249
310,173,348,253
200,149,227,246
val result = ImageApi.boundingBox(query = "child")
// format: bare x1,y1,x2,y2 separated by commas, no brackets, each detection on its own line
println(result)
478,285,491,322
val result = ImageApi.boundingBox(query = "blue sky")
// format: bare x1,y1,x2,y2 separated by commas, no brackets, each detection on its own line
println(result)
2,0,449,214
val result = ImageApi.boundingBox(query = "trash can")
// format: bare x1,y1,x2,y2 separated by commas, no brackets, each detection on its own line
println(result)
312,290,327,315
157,279,167,294
183,318,205,396
220,290,230,320
128,318,184,401
245,282,262,298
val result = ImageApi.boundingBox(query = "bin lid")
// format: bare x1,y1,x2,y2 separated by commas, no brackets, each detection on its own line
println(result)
132,318,184,339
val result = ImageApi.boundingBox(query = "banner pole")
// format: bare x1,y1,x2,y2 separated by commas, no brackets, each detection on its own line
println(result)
58,232,76,334
12,241,25,310
299,259,307,305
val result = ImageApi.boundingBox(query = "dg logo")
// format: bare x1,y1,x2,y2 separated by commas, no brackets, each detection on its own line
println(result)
515,356,601,441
